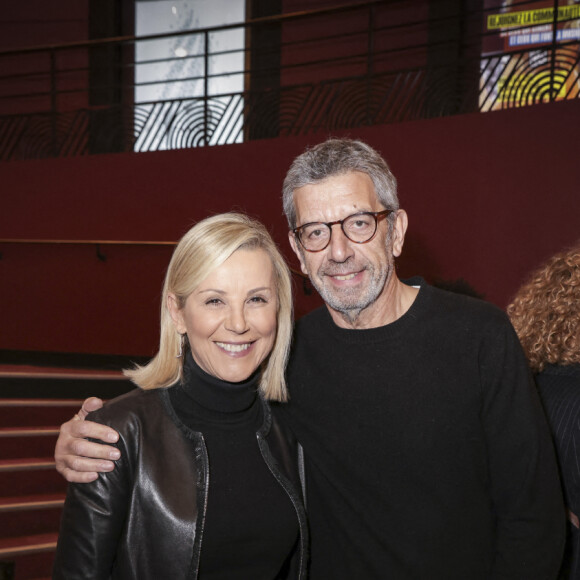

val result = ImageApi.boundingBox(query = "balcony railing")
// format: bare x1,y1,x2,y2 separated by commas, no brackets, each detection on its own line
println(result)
0,0,578,161
0,238,308,282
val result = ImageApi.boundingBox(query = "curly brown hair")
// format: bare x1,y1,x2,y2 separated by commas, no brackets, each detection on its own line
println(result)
507,242,580,373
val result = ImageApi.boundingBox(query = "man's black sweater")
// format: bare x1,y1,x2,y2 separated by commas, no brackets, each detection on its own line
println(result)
275,279,565,579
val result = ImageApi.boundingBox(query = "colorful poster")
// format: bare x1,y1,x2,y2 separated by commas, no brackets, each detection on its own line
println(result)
480,1,580,111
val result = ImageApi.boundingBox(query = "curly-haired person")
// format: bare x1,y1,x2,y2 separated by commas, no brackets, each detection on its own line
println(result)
508,241,580,580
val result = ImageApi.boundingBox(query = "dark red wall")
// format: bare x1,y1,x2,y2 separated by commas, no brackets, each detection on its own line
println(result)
0,1,90,116
0,1,88,50
280,0,429,86
2,99,579,356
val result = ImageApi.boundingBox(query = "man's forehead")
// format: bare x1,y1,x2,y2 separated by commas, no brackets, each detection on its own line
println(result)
293,172,380,219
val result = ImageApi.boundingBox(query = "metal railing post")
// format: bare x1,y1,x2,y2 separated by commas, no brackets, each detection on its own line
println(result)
50,49,58,156
204,30,209,146
550,0,559,102
367,4,375,125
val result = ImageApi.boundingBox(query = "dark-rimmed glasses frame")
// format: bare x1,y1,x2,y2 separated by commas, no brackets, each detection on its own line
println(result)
293,209,394,253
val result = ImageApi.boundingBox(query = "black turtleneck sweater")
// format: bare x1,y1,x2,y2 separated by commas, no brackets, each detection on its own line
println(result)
169,353,299,580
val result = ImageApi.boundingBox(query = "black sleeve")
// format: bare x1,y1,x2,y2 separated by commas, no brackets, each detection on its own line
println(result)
480,318,566,579
52,417,132,579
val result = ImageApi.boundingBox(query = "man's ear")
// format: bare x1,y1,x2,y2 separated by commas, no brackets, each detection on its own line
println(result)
167,293,187,334
391,210,408,258
288,231,309,276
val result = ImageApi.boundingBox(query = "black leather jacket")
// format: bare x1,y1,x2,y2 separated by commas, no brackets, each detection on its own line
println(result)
53,387,308,580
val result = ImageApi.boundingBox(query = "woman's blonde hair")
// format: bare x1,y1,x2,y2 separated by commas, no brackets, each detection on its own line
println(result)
507,241,580,373
124,213,293,402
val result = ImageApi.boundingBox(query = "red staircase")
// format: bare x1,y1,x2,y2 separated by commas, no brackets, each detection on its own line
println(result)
0,399,81,580
0,362,133,580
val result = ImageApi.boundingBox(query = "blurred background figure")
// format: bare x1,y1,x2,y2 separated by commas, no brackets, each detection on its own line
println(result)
432,277,485,300
508,241,580,580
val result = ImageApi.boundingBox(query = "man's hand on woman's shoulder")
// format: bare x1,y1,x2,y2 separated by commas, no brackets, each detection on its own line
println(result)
55,397,121,483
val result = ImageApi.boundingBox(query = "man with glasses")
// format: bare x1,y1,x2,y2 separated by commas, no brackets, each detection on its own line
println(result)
55,138,564,578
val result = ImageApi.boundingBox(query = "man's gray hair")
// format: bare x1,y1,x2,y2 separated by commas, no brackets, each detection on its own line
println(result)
282,138,399,228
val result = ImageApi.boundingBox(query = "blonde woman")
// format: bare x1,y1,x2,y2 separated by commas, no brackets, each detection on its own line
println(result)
53,213,307,580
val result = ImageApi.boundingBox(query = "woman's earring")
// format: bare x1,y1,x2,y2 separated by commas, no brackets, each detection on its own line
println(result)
176,334,185,358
